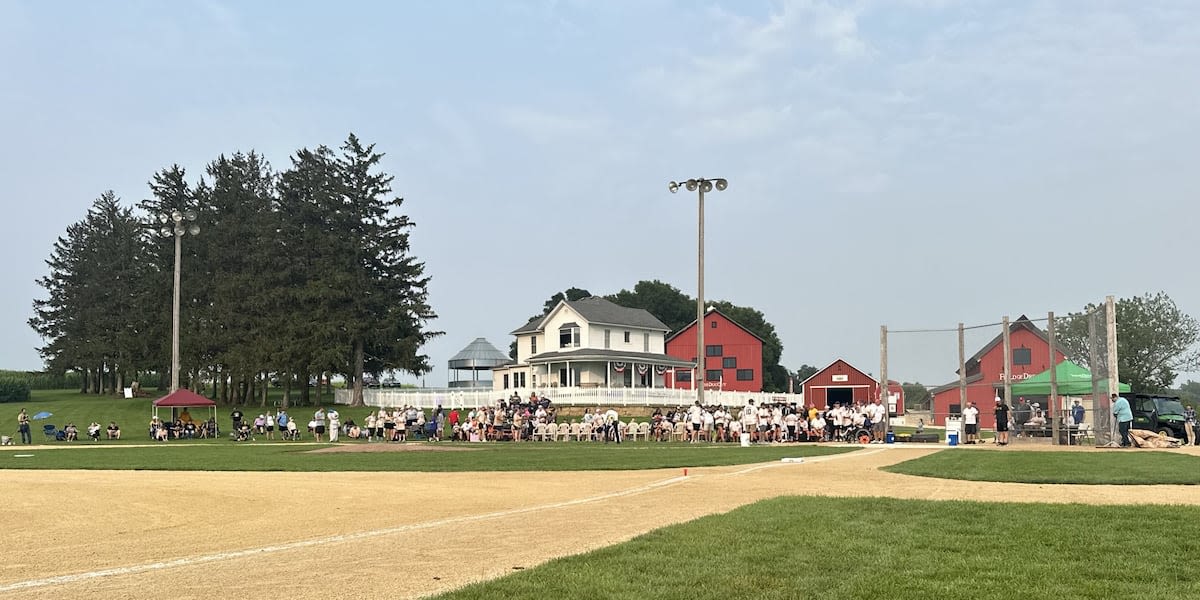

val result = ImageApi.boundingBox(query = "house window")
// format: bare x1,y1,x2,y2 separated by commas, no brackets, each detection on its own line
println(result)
710,320,717,329
705,369,723,382
559,326,580,348
1013,348,1032,366
604,329,611,349
676,370,692,383
643,332,649,352
723,357,737,369
623,331,630,343
514,372,526,388
531,336,537,354
736,369,754,381
706,345,723,356
503,374,510,389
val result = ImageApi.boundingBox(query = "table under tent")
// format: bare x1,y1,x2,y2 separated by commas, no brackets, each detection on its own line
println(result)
151,389,218,434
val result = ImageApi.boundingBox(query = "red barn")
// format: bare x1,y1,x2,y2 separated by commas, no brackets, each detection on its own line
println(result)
801,358,905,415
664,308,764,392
930,316,1068,426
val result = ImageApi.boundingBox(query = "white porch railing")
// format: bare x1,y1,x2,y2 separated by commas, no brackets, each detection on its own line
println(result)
334,387,803,410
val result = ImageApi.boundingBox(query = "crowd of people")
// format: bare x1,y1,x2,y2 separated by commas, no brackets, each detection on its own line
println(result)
18,393,899,446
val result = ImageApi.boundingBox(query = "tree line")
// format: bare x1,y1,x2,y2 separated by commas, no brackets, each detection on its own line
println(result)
29,134,440,407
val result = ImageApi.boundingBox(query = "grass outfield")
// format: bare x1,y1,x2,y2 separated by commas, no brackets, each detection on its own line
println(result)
434,496,1200,600
0,441,853,472
885,450,1200,485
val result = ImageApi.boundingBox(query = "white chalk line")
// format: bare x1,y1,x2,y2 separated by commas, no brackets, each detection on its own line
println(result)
725,447,888,476
0,473,689,592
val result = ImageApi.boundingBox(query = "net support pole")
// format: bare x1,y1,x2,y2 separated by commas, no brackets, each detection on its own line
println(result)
958,323,966,421
1106,294,1120,404
1002,315,1012,411
1049,311,1060,444
880,325,888,435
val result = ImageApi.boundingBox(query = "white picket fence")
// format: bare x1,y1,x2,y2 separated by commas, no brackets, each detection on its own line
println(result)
334,386,803,410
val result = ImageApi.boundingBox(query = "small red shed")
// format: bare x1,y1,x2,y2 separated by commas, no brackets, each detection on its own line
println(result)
801,358,905,415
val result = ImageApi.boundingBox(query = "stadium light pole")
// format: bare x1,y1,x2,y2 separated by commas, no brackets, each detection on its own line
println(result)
668,177,728,407
156,208,200,393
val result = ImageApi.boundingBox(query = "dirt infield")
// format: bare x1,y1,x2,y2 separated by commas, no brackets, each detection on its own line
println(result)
2,445,1198,599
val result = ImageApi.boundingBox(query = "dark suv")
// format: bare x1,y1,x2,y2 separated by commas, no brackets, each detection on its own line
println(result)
1128,394,1189,439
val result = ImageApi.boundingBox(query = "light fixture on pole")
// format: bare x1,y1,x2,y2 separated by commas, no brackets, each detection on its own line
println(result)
157,208,200,393
668,178,727,407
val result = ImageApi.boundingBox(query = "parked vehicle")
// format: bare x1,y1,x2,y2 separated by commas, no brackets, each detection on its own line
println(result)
1128,393,1189,439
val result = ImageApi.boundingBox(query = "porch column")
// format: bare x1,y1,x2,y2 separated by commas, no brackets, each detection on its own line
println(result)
606,360,611,388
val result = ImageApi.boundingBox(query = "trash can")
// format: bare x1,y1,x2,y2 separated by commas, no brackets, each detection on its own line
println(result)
947,432,959,446
739,432,751,447
885,430,895,444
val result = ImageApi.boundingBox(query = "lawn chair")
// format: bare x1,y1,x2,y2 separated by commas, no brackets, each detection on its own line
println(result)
42,424,57,441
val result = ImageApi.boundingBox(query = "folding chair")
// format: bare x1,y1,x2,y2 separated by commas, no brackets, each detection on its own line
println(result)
42,424,58,441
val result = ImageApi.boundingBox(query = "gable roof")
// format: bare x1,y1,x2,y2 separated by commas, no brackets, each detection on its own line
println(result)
511,297,669,334
799,358,877,388
665,306,767,344
966,315,1052,366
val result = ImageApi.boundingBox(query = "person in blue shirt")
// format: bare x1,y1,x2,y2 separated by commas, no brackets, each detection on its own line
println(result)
1071,399,1086,425
1111,393,1133,447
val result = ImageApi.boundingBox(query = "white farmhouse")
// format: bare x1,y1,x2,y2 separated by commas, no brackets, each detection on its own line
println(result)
493,297,694,392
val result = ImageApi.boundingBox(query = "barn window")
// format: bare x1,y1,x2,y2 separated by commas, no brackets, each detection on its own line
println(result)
710,320,717,328
676,370,692,382
1013,348,1032,366
706,345,723,356
705,369,723,382
723,357,737,369
736,369,754,381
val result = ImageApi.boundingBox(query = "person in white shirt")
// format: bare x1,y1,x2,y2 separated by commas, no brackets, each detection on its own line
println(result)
604,408,621,443
741,401,757,441
265,411,276,440
687,402,704,442
327,408,340,442
784,411,798,442
962,401,980,444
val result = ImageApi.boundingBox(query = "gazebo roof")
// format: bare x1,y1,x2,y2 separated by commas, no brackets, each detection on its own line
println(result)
152,389,217,407
448,337,512,370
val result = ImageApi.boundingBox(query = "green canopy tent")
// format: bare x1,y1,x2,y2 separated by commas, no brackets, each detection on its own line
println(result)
1010,360,1130,397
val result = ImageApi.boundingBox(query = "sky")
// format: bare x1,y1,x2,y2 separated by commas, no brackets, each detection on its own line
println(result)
3,0,1199,388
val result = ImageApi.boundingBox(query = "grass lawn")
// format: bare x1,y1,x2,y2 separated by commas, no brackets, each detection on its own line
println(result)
434,496,1200,600
885,450,1200,485
0,440,853,472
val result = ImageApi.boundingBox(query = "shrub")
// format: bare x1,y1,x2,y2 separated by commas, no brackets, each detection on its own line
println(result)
0,377,31,403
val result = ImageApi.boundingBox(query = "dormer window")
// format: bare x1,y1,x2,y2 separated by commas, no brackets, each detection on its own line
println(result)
559,323,581,348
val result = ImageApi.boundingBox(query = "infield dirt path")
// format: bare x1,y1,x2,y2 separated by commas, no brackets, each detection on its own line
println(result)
3,444,1199,599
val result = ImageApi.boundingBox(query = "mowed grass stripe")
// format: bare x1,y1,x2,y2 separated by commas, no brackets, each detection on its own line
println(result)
0,442,853,472
434,496,1200,600
885,450,1200,485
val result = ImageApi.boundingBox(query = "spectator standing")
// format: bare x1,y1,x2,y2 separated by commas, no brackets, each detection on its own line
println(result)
994,399,1010,446
17,408,31,445
687,401,704,442
327,407,340,442
1111,393,1133,447
1184,404,1196,446
962,401,980,444
1071,399,1085,426
313,407,326,442
265,412,276,440
604,407,621,444
230,408,244,433
276,410,290,440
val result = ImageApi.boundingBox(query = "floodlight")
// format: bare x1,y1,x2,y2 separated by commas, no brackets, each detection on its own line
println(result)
159,226,172,238
700,181,713,193
685,179,698,191
714,179,728,191
668,181,680,193
187,224,200,236
182,209,197,222
171,209,183,223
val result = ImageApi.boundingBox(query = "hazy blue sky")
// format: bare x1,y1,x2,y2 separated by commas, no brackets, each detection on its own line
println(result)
3,1,1198,388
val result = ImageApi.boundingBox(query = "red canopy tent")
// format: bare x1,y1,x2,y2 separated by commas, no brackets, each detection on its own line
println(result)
152,389,217,424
